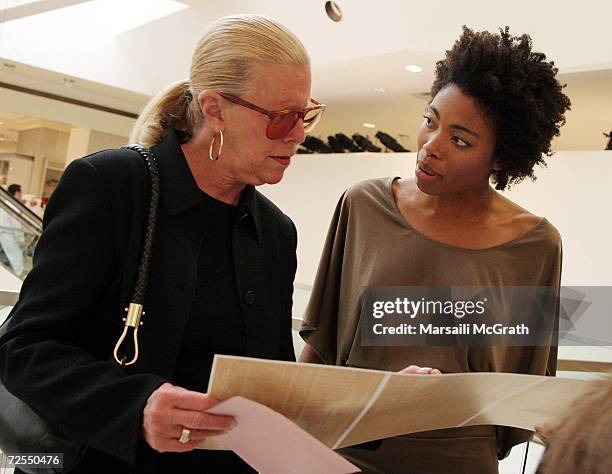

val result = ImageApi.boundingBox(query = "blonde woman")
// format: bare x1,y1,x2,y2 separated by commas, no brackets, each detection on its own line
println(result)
0,15,324,474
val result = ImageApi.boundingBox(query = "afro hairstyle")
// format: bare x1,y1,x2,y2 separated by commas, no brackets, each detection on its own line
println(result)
431,26,571,190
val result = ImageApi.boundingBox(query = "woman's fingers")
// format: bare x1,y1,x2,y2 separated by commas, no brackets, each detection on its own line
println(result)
142,383,236,453
173,426,229,441
168,409,236,432
398,365,421,374
147,421,232,440
398,365,442,375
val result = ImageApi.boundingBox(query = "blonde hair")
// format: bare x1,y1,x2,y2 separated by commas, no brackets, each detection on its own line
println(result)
130,14,310,147
536,375,612,474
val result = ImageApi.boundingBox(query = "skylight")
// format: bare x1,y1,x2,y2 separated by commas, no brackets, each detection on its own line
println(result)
1,0,188,35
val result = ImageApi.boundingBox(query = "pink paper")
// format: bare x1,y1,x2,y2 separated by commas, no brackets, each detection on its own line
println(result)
206,396,360,474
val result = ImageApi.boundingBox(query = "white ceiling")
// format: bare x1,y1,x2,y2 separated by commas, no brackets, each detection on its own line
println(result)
0,0,610,149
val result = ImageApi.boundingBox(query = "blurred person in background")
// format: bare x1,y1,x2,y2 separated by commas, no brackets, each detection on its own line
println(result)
536,375,612,474
0,183,25,276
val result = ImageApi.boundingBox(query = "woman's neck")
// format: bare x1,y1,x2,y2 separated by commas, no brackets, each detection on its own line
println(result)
413,181,499,223
181,138,245,206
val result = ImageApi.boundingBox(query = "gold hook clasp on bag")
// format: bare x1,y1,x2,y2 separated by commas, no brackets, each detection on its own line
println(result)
113,303,144,366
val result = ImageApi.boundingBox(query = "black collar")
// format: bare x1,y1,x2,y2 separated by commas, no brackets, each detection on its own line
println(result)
151,129,262,242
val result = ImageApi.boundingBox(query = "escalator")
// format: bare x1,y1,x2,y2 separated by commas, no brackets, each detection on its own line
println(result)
0,187,43,281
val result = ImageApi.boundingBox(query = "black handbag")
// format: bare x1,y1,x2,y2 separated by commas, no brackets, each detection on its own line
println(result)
0,145,160,474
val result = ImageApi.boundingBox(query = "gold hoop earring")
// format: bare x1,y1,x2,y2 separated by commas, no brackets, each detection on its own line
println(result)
209,130,224,161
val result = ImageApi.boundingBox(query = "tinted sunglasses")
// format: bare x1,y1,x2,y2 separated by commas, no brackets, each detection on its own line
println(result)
218,92,326,140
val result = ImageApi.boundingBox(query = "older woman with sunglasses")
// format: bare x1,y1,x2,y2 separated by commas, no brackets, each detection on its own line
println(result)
0,15,323,474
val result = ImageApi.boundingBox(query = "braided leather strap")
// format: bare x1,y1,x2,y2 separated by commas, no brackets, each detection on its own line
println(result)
123,144,160,304
112,144,160,366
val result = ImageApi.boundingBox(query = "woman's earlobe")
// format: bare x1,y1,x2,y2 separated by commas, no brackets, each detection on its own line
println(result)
492,159,503,172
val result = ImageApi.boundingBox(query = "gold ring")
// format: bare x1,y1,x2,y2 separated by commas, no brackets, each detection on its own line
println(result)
178,426,191,444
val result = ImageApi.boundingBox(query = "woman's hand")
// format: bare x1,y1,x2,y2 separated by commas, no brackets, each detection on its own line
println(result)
143,382,235,452
398,365,442,375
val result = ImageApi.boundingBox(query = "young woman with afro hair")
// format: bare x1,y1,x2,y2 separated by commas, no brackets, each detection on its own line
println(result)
300,26,571,473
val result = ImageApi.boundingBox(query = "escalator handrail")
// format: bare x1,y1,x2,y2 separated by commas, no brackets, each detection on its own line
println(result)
0,187,43,234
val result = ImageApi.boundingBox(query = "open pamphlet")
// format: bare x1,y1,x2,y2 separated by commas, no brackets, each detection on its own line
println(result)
199,355,592,473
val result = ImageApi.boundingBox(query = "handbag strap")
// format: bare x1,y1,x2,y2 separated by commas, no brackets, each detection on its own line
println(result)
112,144,160,367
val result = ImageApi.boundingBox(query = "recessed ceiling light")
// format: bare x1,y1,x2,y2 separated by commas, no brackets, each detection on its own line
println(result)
404,64,423,73
372,87,388,93
363,122,376,129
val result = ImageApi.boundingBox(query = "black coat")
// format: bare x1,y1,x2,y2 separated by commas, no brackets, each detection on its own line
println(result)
0,130,297,473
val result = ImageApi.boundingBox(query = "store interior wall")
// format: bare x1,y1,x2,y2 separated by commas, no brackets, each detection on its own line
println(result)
86,130,129,156
259,151,612,289
311,69,612,152
2,155,32,193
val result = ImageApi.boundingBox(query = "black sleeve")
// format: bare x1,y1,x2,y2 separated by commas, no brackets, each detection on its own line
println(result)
0,158,165,464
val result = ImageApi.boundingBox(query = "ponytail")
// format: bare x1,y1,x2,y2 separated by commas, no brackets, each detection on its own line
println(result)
129,80,201,147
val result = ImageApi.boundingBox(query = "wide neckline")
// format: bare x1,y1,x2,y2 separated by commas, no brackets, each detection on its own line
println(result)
385,177,547,253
